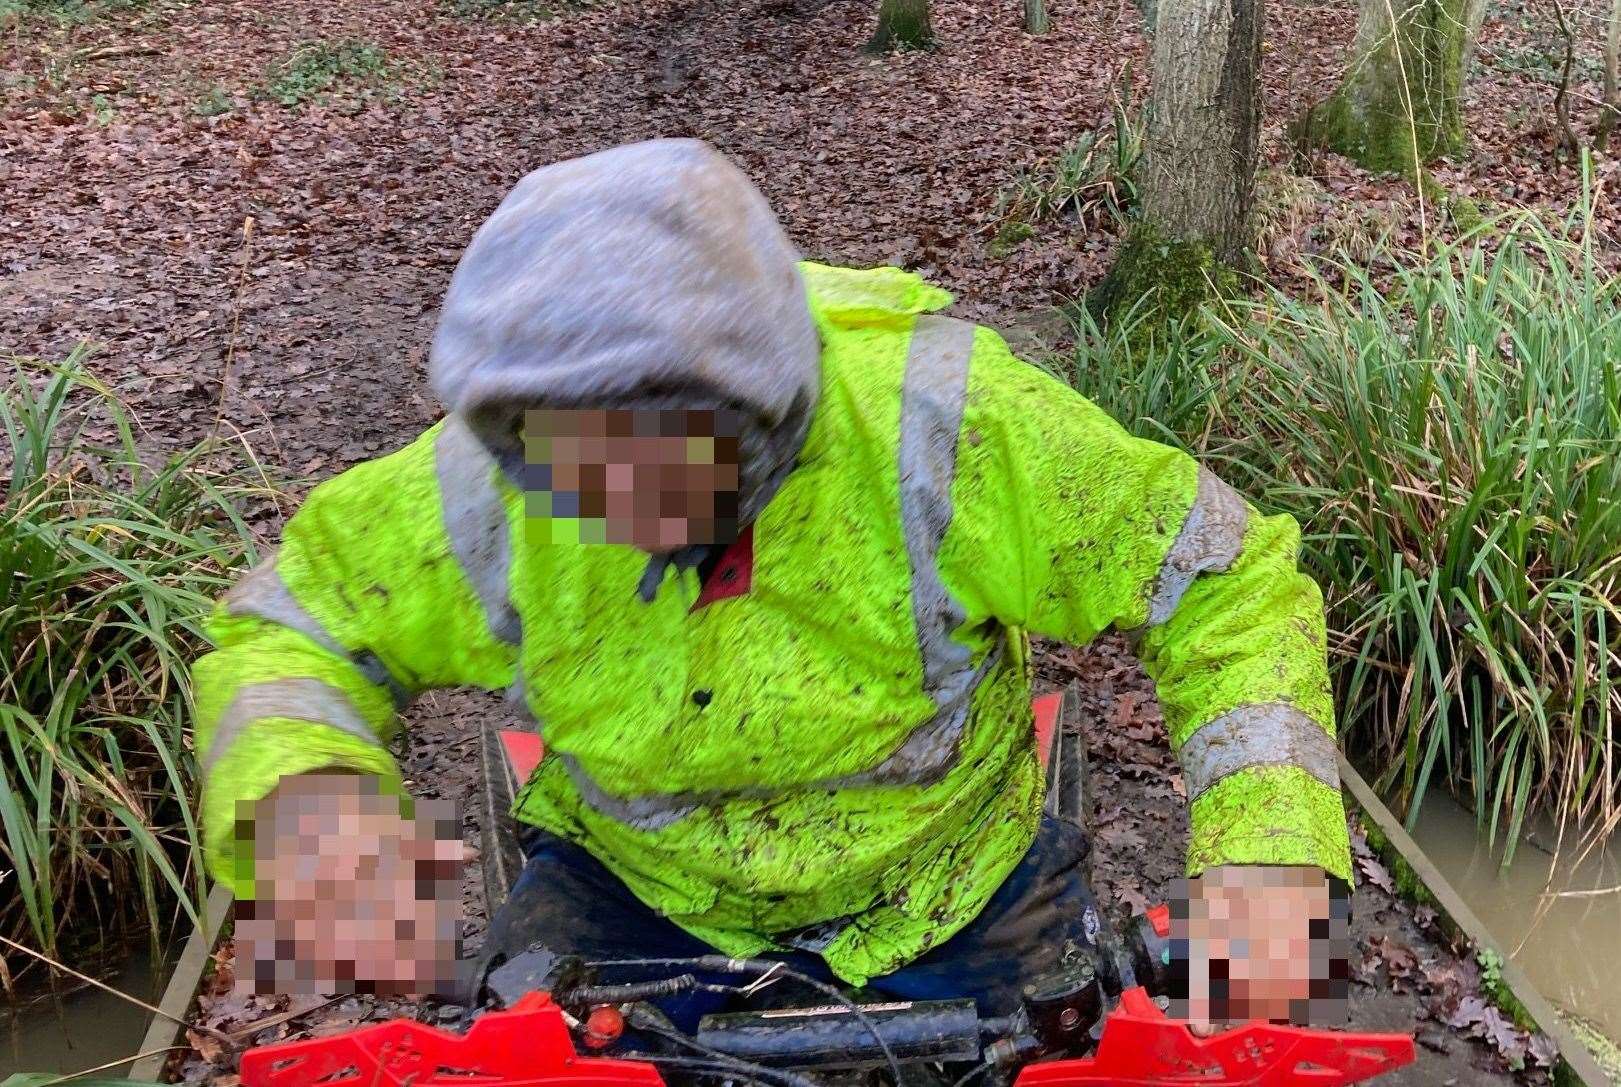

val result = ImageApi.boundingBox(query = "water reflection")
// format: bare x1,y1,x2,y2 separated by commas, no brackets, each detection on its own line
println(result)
1,943,166,1079
1404,791,1621,1042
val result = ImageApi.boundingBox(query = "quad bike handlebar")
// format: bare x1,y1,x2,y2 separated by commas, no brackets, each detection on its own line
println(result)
241,695,1414,1087
238,906,1415,1087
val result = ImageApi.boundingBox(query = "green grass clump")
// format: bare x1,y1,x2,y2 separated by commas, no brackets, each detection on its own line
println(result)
1060,198,1621,860
192,85,233,117
264,40,392,107
994,101,1143,238
0,0,143,27
0,353,265,989
1476,948,1539,1031
444,0,594,18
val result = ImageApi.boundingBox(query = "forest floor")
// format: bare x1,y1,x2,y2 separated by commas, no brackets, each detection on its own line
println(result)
4,0,1613,1080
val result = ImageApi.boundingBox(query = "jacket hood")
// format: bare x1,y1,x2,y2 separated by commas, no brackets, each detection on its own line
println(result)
429,139,821,529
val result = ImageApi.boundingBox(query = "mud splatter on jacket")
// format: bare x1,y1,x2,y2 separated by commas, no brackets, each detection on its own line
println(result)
197,267,1352,987
198,139,1349,986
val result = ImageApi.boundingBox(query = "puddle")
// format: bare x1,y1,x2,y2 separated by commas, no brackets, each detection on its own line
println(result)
1404,789,1621,1043
1,941,170,1080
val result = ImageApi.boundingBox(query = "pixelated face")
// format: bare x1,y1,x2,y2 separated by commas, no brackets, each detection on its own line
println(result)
1169,866,1349,1027
521,407,742,552
235,774,463,997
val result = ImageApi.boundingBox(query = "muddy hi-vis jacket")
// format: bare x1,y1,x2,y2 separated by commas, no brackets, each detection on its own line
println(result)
197,264,1352,985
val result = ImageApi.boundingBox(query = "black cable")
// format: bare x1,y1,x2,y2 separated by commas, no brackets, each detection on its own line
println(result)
584,957,904,1085
624,1008,822,1087
562,975,742,1004
743,961,903,1087
618,1052,804,1087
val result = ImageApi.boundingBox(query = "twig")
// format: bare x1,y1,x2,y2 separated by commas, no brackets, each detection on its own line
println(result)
1550,883,1621,899
1375,0,1428,249
227,995,343,1041
75,44,162,61
0,933,234,1047
212,216,256,442
26,1045,189,1086
1548,0,1581,159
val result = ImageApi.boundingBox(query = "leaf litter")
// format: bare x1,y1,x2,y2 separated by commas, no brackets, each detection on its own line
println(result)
0,0,1598,1081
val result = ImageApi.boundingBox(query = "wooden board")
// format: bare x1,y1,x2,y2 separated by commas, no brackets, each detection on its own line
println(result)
127,882,233,1082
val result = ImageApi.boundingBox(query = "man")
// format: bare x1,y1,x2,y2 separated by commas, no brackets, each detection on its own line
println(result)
197,138,1352,1029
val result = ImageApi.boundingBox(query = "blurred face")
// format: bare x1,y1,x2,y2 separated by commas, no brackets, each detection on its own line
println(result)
522,407,742,553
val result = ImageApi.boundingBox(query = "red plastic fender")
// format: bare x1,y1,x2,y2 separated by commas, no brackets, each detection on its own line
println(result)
1012,987,1415,1087
239,993,665,1087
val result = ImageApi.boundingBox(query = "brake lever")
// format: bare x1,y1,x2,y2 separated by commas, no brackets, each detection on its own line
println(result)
240,993,661,1087
1012,986,1416,1087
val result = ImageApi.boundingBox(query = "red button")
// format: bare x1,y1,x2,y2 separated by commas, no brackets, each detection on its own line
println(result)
1145,903,1171,938
583,1005,625,1049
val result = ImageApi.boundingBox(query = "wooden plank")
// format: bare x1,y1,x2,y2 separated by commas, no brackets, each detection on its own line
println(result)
127,883,233,1082
1338,755,1613,1087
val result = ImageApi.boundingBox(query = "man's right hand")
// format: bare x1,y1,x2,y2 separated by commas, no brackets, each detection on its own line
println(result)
234,772,465,997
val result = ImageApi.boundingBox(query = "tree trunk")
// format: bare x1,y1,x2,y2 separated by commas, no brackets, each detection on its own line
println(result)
1024,0,1051,33
1462,0,1489,75
1297,0,1472,174
1596,0,1621,151
1094,0,1261,320
1137,0,1159,35
867,0,934,50
1550,0,1581,158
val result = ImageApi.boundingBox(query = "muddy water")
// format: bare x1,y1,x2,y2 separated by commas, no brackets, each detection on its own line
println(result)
0,944,167,1080
1405,791,1621,1042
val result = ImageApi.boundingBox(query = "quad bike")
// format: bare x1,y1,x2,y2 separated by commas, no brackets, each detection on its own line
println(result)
237,690,1416,1087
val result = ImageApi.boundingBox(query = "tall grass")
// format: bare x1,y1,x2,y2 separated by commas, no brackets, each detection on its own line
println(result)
1,353,265,989
1058,207,1621,860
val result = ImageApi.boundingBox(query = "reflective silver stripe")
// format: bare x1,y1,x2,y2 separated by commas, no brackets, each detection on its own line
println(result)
561,755,698,832
565,317,987,829
226,559,345,656
203,677,380,773
1177,703,1340,802
887,314,981,783
506,676,536,722
436,417,522,646
225,559,412,710
1146,466,1249,626
838,641,1001,787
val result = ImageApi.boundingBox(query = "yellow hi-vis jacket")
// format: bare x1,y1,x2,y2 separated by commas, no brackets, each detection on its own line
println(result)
197,263,1352,986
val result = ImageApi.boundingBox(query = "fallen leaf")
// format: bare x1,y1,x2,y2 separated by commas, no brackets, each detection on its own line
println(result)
186,1027,226,1064
1356,853,1396,895
1447,995,1489,1029
1528,1032,1559,1067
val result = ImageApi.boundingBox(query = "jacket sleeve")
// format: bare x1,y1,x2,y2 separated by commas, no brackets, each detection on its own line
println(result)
195,419,521,896
940,330,1352,882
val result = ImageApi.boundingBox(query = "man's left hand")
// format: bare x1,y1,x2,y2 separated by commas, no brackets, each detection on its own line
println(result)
1173,865,1349,1033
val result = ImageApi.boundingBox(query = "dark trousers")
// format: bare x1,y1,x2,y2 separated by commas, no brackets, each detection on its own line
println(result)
478,817,1101,1031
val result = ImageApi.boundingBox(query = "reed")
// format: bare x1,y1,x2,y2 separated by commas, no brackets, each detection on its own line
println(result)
1,353,266,987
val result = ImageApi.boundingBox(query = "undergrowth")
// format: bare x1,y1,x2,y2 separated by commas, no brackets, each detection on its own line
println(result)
1056,194,1621,862
0,353,267,991
0,0,144,27
992,98,1143,253
263,40,394,107
443,0,597,19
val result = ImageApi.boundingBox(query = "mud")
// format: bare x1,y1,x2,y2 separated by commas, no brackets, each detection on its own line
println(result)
0,0,1572,1077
